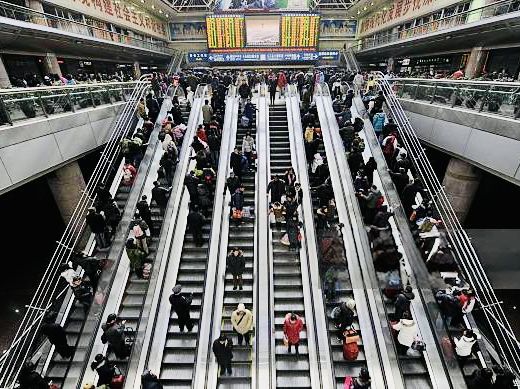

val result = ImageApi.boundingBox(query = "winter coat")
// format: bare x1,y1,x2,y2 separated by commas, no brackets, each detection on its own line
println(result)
187,211,204,231
227,253,245,276
231,308,254,334
152,186,169,207
230,152,242,173
86,212,106,233
242,136,255,153
212,337,233,364
101,322,127,357
304,127,314,143
372,112,387,132
126,247,146,271
277,73,287,88
455,335,477,357
202,104,213,123
283,313,304,344
141,372,164,389
231,191,244,210
392,318,417,347
267,179,286,201
394,292,414,320
169,293,192,320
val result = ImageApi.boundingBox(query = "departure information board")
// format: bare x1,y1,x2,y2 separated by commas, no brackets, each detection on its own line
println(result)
206,15,245,50
281,14,319,48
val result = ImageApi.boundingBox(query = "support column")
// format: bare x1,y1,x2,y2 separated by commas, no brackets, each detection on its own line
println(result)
133,61,141,79
27,0,48,26
442,158,480,223
464,47,488,79
42,53,62,77
387,57,395,73
47,161,87,225
0,55,11,88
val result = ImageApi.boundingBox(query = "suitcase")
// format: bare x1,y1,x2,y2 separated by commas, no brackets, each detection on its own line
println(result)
342,328,360,360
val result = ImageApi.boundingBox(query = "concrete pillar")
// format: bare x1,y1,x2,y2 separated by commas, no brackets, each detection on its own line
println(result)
0,55,11,88
442,158,480,223
27,0,48,26
42,53,62,77
133,61,141,79
47,161,87,225
387,57,395,73
464,46,488,79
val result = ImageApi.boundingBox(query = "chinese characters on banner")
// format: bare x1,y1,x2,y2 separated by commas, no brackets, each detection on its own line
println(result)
45,0,167,39
359,0,460,36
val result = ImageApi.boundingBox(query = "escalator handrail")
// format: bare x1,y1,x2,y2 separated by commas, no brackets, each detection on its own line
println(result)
373,71,520,376
0,74,152,388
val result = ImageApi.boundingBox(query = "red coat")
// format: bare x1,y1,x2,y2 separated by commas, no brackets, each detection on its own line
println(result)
283,313,303,344
197,128,207,142
277,72,287,88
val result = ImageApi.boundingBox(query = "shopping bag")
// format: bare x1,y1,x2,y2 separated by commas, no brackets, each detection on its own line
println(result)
280,233,290,246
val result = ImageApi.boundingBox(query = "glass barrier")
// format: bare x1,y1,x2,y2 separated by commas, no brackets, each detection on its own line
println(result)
391,78,520,119
357,0,520,51
0,0,172,54
0,82,139,125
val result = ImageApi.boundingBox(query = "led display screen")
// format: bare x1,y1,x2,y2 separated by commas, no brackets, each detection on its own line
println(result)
206,15,245,50
281,14,319,48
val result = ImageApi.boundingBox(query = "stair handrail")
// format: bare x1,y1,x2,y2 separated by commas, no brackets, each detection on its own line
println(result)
374,71,520,376
0,74,152,388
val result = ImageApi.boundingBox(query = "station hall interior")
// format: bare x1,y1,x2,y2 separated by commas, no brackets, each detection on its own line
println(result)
0,0,520,388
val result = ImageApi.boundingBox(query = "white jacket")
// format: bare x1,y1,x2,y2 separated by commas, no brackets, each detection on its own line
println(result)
455,335,477,356
392,319,417,347
354,74,364,86
231,308,254,334
242,136,255,153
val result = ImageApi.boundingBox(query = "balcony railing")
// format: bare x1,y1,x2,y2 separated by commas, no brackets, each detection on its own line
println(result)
391,78,520,120
0,82,140,125
0,0,172,54
356,0,520,51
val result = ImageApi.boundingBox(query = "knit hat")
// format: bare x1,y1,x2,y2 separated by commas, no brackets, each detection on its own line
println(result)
172,285,182,294
237,303,245,312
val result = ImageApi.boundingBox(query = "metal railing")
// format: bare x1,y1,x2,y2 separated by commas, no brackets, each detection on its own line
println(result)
167,51,186,75
374,71,520,378
390,77,520,120
356,0,520,51
340,47,360,73
0,75,152,389
0,0,171,54
0,82,140,125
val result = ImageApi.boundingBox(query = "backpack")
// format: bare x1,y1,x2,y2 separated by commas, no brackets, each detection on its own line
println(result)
375,195,385,208
142,263,152,279
383,136,396,156
383,270,401,299
133,223,144,238
343,328,360,360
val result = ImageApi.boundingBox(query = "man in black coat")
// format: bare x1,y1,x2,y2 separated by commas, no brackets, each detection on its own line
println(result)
224,172,240,195
230,147,243,179
151,181,171,215
187,206,205,246
267,175,286,203
394,286,415,320
86,207,109,248
184,172,200,203
212,333,233,376
41,313,73,358
388,168,409,195
401,179,424,218
169,285,193,332
136,195,153,233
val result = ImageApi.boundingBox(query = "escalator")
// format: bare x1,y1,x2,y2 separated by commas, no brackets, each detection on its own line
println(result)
300,113,369,388
159,103,222,389
318,87,434,388
108,102,192,376
216,123,256,388
268,104,312,389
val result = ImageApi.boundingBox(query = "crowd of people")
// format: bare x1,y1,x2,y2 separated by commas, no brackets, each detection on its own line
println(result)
17,66,518,389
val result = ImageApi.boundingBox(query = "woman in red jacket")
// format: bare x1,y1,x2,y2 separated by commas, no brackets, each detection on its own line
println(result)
277,71,287,99
283,312,304,354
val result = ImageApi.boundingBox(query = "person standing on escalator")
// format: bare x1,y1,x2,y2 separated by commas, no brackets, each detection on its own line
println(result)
213,333,234,376
267,175,285,204
169,285,194,332
231,303,253,346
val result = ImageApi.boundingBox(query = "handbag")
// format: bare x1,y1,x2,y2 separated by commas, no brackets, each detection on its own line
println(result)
280,233,290,246
110,365,125,389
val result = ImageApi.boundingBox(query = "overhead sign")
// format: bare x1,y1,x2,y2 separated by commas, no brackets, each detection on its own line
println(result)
359,0,461,37
45,0,167,39
187,50,339,62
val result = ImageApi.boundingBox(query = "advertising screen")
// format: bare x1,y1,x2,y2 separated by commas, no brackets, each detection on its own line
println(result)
280,14,319,48
245,15,280,47
206,15,245,50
